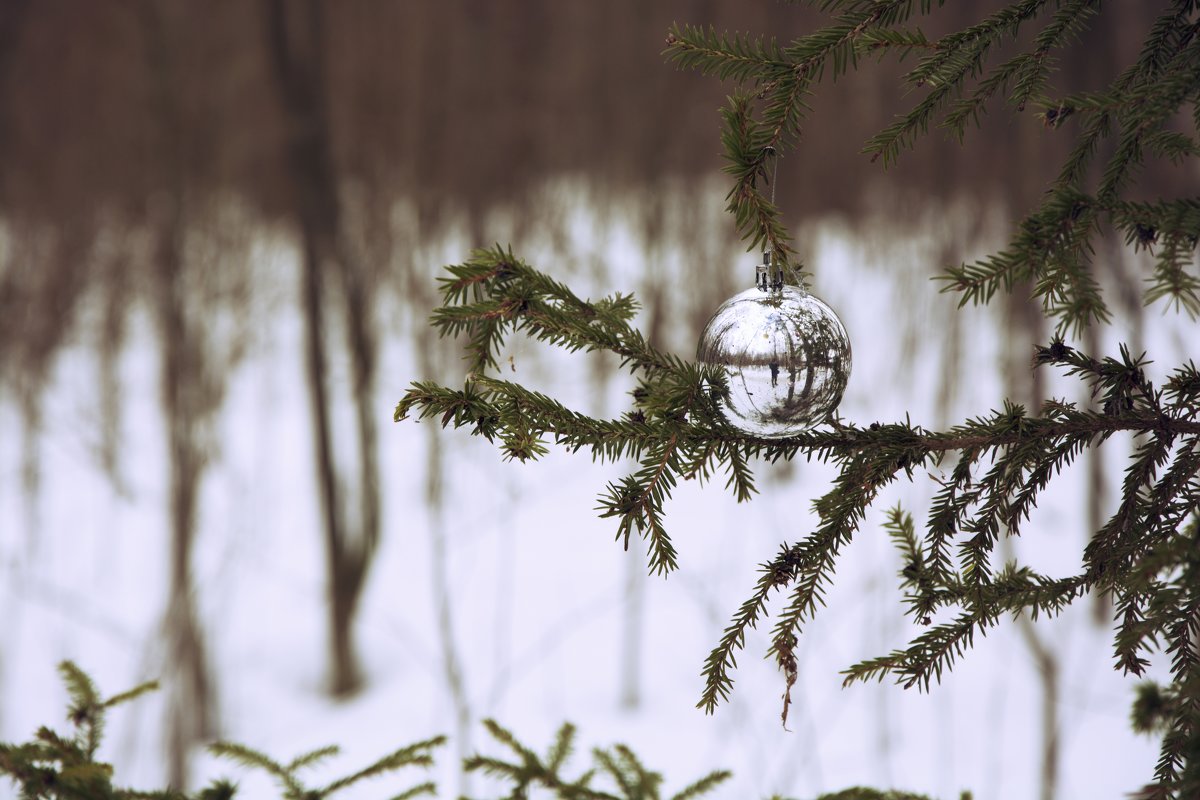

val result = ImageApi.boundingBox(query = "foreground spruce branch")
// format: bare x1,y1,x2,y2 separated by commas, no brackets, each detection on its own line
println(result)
0,662,749,800
0,662,968,798
399,2,1200,797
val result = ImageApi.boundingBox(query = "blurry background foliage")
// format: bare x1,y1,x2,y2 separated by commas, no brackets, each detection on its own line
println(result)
0,0,1194,798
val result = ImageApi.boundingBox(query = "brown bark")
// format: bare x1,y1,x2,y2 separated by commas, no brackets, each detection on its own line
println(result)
264,0,380,697
141,1,218,787
159,252,216,788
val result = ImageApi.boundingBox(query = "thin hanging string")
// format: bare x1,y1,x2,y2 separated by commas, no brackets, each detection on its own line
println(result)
758,146,784,291
769,146,779,208
758,145,806,292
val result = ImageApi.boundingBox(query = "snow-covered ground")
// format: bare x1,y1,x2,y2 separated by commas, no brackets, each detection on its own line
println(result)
0,180,1185,799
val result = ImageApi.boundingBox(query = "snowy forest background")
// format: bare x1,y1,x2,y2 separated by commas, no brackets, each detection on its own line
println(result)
0,2,1196,798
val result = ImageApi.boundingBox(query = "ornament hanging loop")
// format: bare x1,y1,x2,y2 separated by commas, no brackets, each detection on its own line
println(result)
756,250,785,293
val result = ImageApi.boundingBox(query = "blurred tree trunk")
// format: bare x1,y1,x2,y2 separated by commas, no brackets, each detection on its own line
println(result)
1003,286,1058,800
157,218,216,789
421,345,472,797
265,0,380,697
0,0,31,734
142,1,216,787
1001,103,1059,800
0,0,42,556
96,246,131,497
404,249,472,796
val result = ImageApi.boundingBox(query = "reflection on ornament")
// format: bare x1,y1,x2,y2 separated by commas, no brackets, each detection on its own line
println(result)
696,255,851,437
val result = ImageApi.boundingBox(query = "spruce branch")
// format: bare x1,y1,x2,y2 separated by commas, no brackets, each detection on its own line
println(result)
463,720,729,800
208,735,445,800
402,263,1200,602
1056,0,1195,193
692,344,1200,720
668,769,734,800
696,544,800,713
856,27,939,58
427,246,674,377
320,737,445,796
680,0,1198,332
864,0,1082,164
385,784,437,800
208,742,300,795
669,1,933,262
545,722,578,774
101,679,161,712
287,746,341,773
58,660,105,760
0,663,241,800
397,3,1200,793
814,790,939,800
664,25,790,83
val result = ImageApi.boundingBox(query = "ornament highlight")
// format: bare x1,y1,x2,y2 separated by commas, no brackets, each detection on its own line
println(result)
696,254,851,437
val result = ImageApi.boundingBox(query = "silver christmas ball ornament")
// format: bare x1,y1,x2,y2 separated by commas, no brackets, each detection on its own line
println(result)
697,254,851,436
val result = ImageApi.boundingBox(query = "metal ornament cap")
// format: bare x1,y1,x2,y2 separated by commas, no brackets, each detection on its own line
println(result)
696,284,852,437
